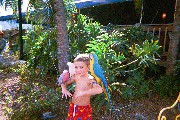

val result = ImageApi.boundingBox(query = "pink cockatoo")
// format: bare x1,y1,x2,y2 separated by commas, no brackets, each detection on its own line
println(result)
57,62,75,86
57,70,69,86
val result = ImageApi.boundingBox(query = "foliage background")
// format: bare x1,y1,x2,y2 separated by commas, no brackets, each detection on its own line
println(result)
0,0,179,119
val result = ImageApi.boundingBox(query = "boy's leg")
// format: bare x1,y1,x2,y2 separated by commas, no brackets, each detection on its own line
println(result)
66,103,74,120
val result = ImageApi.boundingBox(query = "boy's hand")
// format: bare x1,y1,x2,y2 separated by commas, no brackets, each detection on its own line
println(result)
62,89,72,99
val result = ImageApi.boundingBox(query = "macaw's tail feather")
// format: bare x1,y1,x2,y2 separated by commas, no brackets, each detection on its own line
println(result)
101,79,120,120
100,77,110,101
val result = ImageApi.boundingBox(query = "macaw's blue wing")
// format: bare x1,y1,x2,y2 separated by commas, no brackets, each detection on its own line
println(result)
93,63,107,85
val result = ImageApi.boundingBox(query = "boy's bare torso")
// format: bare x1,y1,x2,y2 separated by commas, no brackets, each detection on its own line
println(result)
72,75,93,106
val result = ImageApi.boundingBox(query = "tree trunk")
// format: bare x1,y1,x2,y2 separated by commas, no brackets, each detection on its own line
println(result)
52,0,69,73
166,0,180,75
18,0,23,60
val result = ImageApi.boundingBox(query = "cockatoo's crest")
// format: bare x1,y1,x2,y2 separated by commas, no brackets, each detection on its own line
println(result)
67,62,75,77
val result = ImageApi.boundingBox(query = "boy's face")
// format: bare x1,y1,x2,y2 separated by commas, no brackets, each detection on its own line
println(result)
74,61,89,76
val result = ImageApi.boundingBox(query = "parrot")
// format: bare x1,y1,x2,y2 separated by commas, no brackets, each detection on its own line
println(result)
89,53,111,104
57,70,69,86
57,62,75,86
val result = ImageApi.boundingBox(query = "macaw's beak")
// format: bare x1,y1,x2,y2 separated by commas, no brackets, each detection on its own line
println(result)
89,54,93,60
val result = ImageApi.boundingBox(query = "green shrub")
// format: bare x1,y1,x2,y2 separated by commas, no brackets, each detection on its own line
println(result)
3,81,68,120
153,62,180,98
86,26,160,96
23,26,58,76
153,75,180,98
121,72,150,100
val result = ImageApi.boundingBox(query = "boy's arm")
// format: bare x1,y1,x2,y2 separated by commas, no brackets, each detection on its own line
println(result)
60,83,72,99
78,80,103,97
58,77,74,86
88,82,103,95
58,74,75,99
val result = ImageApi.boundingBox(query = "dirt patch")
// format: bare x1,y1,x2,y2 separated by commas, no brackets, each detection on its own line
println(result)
118,97,179,120
0,104,8,120
0,72,20,120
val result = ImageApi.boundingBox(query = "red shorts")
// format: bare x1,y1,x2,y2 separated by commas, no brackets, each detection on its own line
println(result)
66,103,92,120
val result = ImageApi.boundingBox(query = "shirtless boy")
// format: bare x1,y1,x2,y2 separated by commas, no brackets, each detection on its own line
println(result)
59,54,103,120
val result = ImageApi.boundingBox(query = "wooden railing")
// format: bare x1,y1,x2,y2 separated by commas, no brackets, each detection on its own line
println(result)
142,24,173,56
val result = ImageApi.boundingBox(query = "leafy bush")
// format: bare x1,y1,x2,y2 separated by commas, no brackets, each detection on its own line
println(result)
153,75,180,98
153,62,180,98
121,72,150,100
2,80,68,120
23,26,58,76
22,0,77,76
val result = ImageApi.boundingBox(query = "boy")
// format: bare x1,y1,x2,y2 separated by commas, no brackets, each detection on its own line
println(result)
59,54,103,120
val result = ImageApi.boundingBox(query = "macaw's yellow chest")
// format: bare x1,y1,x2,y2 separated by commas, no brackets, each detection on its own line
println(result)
89,60,94,74
90,60,101,83
90,65,100,83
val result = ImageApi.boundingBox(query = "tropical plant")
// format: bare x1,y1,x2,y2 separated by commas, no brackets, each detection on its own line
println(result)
22,0,76,76
121,71,150,100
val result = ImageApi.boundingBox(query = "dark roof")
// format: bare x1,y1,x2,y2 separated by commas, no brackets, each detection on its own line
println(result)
0,0,132,20
74,0,132,9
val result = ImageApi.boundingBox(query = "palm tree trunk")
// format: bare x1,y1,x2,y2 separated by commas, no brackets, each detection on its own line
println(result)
52,0,69,73
166,0,180,75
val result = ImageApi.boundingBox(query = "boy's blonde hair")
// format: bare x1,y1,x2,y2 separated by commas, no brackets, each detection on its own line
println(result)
73,54,90,66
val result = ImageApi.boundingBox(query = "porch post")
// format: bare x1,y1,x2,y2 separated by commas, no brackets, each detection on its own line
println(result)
166,0,180,75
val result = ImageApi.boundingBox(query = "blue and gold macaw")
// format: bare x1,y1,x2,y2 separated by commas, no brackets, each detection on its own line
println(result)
89,53,111,103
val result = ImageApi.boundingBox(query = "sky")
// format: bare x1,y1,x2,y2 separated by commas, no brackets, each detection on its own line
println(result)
0,0,29,16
